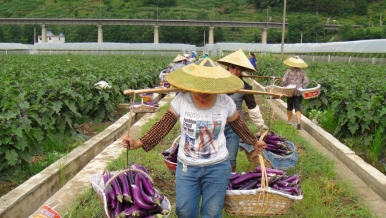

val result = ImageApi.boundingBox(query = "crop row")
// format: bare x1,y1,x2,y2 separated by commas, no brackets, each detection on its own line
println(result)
0,55,171,182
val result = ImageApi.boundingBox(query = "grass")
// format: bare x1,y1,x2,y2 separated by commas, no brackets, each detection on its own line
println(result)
63,96,377,218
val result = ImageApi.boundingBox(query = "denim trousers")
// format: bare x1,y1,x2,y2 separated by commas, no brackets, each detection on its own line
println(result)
225,124,240,166
175,160,231,218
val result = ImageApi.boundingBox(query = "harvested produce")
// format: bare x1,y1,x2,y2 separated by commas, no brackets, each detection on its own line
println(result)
102,163,169,218
227,166,303,196
258,133,295,156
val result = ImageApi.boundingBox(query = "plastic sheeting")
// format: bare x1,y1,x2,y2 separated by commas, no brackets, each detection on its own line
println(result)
211,39,386,54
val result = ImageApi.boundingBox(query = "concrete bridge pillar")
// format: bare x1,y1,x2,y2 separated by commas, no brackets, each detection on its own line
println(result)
41,24,47,43
209,26,214,44
261,28,268,44
97,25,103,43
154,25,159,44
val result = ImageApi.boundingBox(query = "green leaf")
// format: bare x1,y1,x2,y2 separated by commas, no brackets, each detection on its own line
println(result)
51,101,63,115
19,101,30,110
17,149,32,163
5,149,19,166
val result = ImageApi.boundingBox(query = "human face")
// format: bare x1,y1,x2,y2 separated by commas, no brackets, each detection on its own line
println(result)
228,64,243,77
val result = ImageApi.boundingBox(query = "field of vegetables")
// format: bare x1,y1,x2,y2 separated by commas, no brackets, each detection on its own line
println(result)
0,55,172,183
1,53,385,190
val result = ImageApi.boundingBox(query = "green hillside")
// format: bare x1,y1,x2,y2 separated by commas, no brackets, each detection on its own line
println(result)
0,0,385,44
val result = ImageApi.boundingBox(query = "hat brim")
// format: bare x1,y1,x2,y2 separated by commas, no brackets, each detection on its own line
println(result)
283,59,308,68
166,59,243,94
217,49,256,72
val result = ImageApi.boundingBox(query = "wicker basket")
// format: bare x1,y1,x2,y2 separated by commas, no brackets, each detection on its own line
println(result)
130,104,158,113
245,130,270,171
162,135,180,175
262,140,298,170
90,168,171,218
265,79,296,98
299,80,321,99
224,155,302,216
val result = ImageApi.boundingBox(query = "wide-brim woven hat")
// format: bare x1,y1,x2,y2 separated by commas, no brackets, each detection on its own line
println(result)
283,56,308,68
166,58,243,94
217,49,256,72
173,54,186,62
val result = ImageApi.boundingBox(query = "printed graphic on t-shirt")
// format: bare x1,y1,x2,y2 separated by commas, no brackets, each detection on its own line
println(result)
182,114,222,159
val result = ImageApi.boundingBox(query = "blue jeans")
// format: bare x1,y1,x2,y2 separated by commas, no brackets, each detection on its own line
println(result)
175,160,231,218
225,124,240,166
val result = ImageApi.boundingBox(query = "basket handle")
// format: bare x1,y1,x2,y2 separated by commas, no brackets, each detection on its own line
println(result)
246,130,269,172
103,168,153,191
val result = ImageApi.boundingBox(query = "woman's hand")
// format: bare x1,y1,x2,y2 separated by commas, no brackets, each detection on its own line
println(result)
253,141,266,154
122,135,142,150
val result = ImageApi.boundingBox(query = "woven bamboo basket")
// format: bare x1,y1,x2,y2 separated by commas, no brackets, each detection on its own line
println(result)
224,155,302,216
245,130,272,171
162,135,180,175
130,104,158,113
299,80,321,99
90,168,171,218
265,79,296,98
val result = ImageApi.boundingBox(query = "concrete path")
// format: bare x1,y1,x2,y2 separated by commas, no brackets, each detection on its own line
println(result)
23,93,386,218
268,100,386,218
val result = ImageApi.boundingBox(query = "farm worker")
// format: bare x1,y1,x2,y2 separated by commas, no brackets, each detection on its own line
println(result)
282,56,309,130
122,58,266,218
203,52,209,58
249,52,258,69
170,54,188,72
166,62,174,74
218,49,268,172
190,50,197,62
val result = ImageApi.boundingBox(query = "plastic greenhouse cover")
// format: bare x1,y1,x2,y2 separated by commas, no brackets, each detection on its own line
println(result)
213,39,386,53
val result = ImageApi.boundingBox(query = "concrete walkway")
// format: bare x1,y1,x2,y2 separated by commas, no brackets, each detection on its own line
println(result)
268,100,386,218
2,89,383,218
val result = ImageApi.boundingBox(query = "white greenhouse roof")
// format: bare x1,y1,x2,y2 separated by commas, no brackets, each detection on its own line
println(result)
0,39,385,54
31,43,196,51
212,39,386,53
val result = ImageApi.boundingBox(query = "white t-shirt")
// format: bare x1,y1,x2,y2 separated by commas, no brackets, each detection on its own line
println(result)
170,92,236,166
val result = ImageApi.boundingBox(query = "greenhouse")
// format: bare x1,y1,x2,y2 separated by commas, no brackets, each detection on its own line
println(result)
209,39,386,64
0,43,196,56
0,39,385,64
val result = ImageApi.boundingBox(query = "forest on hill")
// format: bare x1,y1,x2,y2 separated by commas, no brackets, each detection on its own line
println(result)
0,0,385,45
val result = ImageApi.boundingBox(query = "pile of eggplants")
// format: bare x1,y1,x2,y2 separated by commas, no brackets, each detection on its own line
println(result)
103,163,169,218
258,133,295,156
228,166,302,196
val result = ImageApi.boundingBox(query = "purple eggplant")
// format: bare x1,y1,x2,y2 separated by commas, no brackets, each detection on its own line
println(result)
130,185,160,210
230,172,242,181
103,171,115,204
117,173,133,203
238,179,260,190
110,177,124,203
136,173,156,196
130,162,149,174
231,172,262,186
281,174,299,183
119,204,141,217
254,166,286,175
135,172,160,206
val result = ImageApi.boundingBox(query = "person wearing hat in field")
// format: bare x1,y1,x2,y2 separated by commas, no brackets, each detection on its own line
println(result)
282,56,309,130
190,50,197,62
218,49,268,172
170,54,188,72
122,58,266,218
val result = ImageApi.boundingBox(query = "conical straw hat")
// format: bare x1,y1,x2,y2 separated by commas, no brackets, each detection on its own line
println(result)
217,49,256,72
173,54,186,62
166,58,243,94
283,56,308,68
